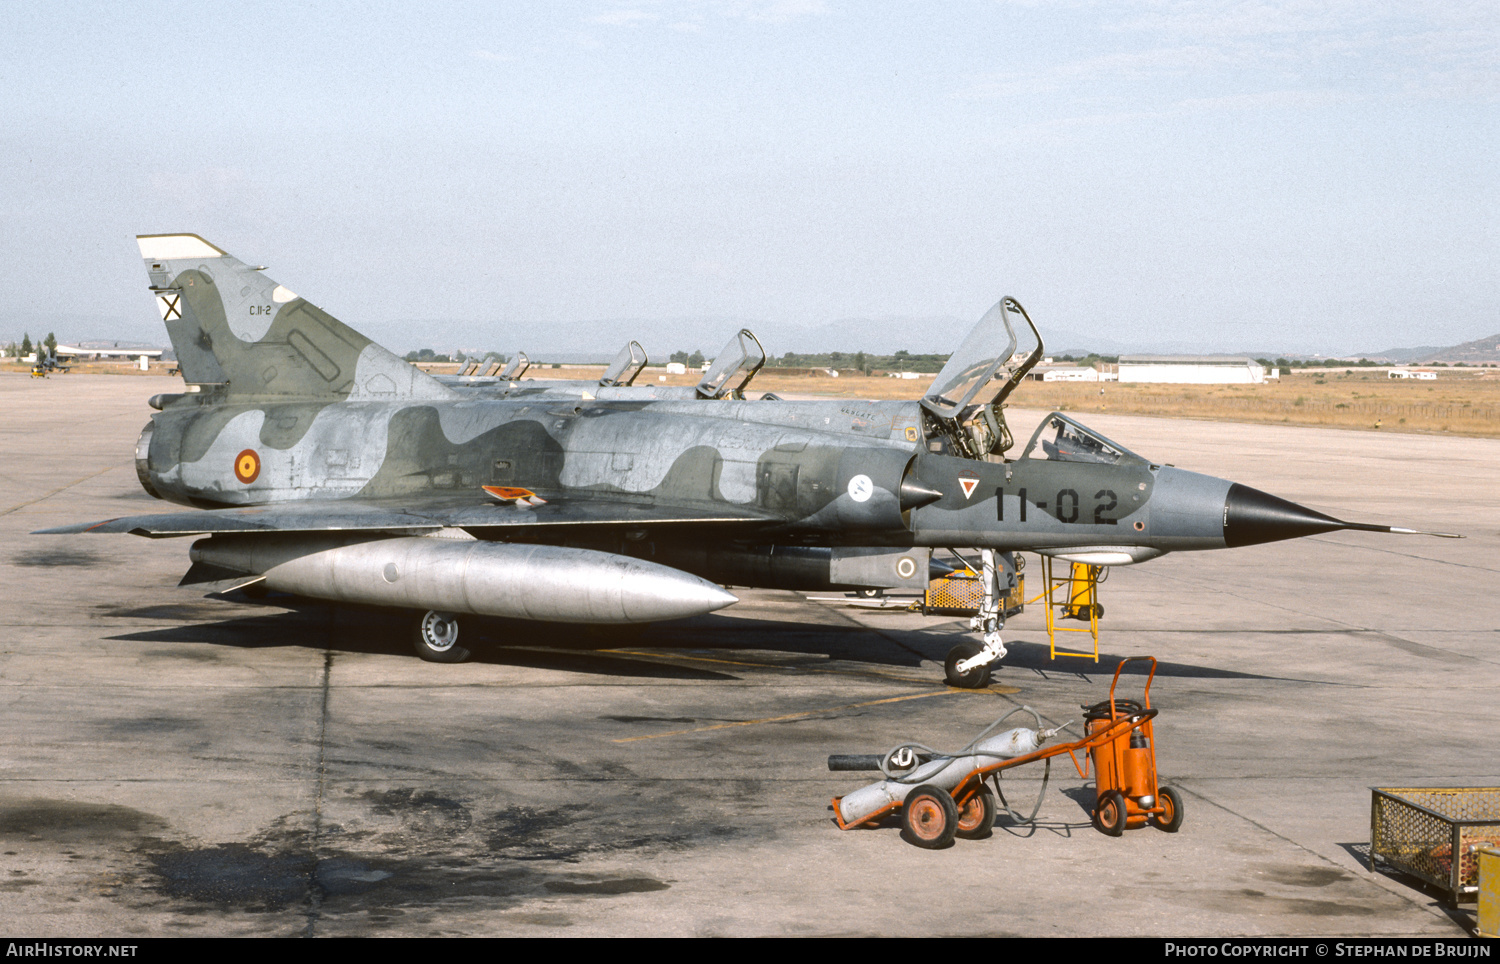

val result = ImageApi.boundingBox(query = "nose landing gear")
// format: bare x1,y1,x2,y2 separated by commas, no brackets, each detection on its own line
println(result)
945,548,1010,688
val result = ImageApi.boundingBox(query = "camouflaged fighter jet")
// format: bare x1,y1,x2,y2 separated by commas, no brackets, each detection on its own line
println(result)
36,234,1458,684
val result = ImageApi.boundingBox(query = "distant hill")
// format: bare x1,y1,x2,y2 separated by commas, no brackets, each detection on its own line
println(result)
1357,345,1449,364
1421,333,1500,364
1337,333,1500,365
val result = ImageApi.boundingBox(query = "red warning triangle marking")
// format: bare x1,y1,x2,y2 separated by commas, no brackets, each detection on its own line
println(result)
958,476,979,499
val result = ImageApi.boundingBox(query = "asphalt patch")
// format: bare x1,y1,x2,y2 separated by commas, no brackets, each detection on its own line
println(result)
148,844,314,909
11,547,107,568
136,838,672,922
0,798,168,842
362,788,474,837
99,603,232,622
95,716,202,735
544,877,670,895
1259,864,1356,888
601,715,700,724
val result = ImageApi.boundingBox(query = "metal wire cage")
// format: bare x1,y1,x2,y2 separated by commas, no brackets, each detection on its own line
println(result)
923,570,1023,617
1370,787,1500,904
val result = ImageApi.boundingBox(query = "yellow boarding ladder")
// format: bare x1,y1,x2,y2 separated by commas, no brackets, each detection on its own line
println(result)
1026,558,1105,661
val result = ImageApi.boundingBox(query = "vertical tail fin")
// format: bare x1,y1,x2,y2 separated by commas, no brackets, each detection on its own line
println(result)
137,234,455,400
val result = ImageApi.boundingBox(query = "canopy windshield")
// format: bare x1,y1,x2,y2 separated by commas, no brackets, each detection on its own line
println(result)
920,298,1021,420
696,329,766,399
499,352,529,379
600,341,648,387
1021,413,1148,465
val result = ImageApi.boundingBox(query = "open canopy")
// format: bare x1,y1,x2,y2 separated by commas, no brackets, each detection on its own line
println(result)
696,329,766,399
921,297,1041,422
600,341,648,387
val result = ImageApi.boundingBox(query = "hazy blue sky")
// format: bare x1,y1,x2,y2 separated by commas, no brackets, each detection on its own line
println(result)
2,1,1495,356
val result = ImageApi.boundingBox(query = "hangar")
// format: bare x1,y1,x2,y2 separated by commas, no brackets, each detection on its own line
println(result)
1117,355,1275,384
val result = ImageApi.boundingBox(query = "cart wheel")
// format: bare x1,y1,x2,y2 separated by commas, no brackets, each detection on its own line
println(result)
1092,790,1126,837
1153,786,1184,833
955,785,997,839
944,641,991,689
902,784,958,849
1092,603,1105,620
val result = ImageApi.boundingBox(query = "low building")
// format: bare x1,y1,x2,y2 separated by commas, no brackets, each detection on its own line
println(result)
1028,365,1106,382
1117,356,1274,384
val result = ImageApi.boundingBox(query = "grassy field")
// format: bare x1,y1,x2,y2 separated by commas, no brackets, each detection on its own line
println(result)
0,360,176,377
10,360,1496,438
524,365,1500,438
995,370,1500,438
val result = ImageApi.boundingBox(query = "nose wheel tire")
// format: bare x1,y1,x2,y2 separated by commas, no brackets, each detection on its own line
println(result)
944,641,991,689
955,785,997,839
902,784,958,849
413,610,471,663
1153,786,1184,832
1092,790,1127,837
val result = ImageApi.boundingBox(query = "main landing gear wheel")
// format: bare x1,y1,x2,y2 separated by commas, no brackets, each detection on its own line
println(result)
945,641,991,689
1092,789,1127,837
955,785,997,839
1153,786,1184,833
413,610,471,663
901,784,958,849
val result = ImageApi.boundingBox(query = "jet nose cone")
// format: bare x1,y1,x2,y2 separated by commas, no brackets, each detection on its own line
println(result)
1223,483,1344,548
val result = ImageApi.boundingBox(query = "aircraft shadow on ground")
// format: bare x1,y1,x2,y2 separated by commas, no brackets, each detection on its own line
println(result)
104,607,739,681
100,593,1305,684
983,643,1314,684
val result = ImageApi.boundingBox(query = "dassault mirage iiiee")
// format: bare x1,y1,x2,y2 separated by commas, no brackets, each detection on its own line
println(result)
38,234,1458,685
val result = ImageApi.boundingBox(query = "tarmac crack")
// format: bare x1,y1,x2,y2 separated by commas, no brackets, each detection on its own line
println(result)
0,465,117,517
602,646,936,685
806,594,941,666
1139,568,1500,667
1305,536,1499,574
301,648,335,938
609,688,959,742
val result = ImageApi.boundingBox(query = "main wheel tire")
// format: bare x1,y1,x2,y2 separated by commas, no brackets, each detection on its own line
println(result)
413,610,471,663
1154,786,1184,833
1092,790,1127,837
955,785,997,839
901,784,958,849
944,641,991,689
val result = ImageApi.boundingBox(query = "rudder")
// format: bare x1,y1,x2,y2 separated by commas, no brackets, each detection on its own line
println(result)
137,234,455,400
